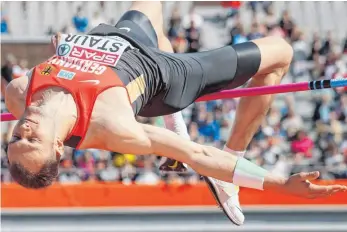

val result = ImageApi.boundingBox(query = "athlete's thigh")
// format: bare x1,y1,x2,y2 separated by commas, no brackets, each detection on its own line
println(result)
198,42,262,94
153,42,261,111
140,48,239,116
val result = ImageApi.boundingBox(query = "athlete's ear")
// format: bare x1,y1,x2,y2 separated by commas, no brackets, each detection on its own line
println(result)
54,138,64,159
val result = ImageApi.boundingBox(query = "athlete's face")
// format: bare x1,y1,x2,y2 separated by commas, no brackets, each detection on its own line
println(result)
7,117,57,173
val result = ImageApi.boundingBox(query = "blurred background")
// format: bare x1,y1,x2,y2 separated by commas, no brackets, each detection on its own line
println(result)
1,1,347,232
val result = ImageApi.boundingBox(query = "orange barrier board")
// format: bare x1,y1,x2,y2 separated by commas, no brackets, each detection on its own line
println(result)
1,180,347,208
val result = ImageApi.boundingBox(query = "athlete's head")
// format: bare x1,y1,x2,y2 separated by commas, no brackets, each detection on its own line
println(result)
7,113,63,189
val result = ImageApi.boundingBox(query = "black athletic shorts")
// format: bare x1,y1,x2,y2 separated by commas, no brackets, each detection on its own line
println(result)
88,10,262,117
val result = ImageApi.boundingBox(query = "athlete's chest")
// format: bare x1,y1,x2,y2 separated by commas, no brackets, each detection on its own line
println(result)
30,34,133,93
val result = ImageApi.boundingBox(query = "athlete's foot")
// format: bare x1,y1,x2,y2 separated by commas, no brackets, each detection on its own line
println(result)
204,176,245,226
159,157,187,173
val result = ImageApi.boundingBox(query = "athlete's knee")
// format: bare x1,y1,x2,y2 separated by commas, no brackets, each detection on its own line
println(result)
131,1,163,10
252,36,293,75
263,36,292,66
129,1,163,27
269,37,293,67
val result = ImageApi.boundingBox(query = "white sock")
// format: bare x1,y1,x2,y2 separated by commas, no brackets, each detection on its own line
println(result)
223,146,246,157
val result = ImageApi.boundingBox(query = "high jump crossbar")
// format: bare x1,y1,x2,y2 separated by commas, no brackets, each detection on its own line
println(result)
1,78,347,122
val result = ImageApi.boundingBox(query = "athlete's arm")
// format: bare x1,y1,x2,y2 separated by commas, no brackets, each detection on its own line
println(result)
5,76,28,118
140,124,346,198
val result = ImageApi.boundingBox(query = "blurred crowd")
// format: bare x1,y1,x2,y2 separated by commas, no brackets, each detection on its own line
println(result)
1,1,347,185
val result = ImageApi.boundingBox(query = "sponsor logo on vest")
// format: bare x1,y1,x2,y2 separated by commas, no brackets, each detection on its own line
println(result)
57,44,71,56
64,34,126,53
70,46,119,66
56,34,130,68
57,70,76,80
40,65,53,75
47,56,107,75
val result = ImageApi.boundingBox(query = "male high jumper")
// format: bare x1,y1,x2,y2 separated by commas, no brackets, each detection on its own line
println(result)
5,1,346,226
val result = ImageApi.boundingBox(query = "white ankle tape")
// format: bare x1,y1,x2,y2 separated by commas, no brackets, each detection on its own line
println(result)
223,146,246,157
233,157,268,190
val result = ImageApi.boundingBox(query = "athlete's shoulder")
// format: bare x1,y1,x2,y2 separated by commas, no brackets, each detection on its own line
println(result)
6,73,29,92
5,74,29,118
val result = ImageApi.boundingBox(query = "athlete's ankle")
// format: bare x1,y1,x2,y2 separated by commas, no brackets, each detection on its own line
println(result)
223,146,246,157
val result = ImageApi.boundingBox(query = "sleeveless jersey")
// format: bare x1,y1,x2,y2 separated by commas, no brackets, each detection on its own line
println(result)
26,33,133,148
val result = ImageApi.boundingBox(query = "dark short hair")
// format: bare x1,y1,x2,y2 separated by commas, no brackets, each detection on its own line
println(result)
9,160,59,189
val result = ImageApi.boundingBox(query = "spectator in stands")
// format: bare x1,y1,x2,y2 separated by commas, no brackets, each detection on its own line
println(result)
221,1,242,19
171,30,188,53
325,143,346,178
329,111,344,144
46,26,56,36
291,130,314,158
308,32,321,61
185,20,201,52
182,6,203,30
313,94,333,124
72,6,89,33
167,4,181,40
335,94,347,122
267,24,285,38
198,112,221,145
135,156,160,185
232,26,248,44
1,147,11,183
291,30,309,57
188,122,203,143
77,150,95,181
267,107,282,127
90,11,106,29
120,157,137,185
271,154,292,178
12,59,29,79
290,153,311,176
247,23,264,40
281,107,304,138
290,29,310,78
228,14,242,45
319,31,334,56
248,1,272,17
58,159,82,183
1,4,10,34
343,34,347,54
279,10,295,38
1,54,16,98
95,159,119,182
264,4,277,29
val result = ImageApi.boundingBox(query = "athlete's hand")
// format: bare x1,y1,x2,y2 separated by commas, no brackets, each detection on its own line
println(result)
280,171,347,199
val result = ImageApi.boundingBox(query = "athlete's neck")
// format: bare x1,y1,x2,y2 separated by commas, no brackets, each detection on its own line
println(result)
29,87,77,140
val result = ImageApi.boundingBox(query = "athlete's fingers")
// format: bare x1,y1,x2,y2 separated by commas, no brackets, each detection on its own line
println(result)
309,187,347,199
308,188,346,199
309,184,347,193
297,171,320,181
